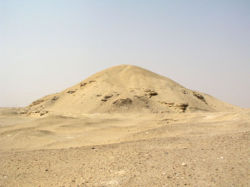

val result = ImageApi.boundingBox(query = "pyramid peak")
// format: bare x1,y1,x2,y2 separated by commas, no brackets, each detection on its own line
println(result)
24,64,237,116
99,64,159,76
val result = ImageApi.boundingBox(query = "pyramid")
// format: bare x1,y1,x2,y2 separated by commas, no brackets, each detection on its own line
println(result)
22,65,237,116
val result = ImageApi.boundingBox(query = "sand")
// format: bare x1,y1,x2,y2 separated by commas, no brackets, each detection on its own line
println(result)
21,65,238,116
0,65,249,186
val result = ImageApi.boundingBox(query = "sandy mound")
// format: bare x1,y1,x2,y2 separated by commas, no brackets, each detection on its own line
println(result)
21,65,238,116
0,65,249,186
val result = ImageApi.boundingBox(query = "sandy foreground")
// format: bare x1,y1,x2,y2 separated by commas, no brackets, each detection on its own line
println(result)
0,108,249,187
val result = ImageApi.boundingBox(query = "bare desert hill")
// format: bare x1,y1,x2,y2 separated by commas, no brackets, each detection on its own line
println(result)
0,65,249,187
22,65,238,117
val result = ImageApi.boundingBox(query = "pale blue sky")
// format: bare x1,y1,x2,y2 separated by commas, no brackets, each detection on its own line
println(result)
0,0,249,108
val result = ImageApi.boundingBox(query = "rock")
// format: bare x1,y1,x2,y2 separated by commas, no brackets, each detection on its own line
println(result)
181,162,187,166
193,92,207,104
101,94,113,102
104,95,113,99
80,82,87,87
67,90,76,94
176,103,189,112
113,98,133,106
145,89,158,98
52,96,59,101
30,99,44,106
161,102,188,112
40,111,48,116
161,102,175,107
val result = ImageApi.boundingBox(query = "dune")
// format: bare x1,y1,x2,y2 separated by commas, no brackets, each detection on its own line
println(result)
0,65,249,187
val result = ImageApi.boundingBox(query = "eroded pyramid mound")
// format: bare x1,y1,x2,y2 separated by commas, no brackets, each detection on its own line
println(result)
22,65,237,116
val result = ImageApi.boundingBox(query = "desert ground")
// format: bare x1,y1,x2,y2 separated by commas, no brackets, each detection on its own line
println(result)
0,65,249,186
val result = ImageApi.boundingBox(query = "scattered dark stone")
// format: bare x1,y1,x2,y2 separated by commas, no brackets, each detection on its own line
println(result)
104,95,113,99
113,98,133,106
101,94,113,102
40,111,48,116
176,103,189,112
67,90,76,94
162,102,188,112
183,90,188,94
149,92,158,97
45,169,48,172
193,92,207,104
80,82,87,87
52,96,59,101
96,94,102,97
30,99,44,106
161,102,174,107
145,89,158,98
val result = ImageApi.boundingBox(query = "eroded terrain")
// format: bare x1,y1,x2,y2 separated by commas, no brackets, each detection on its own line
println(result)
0,108,249,186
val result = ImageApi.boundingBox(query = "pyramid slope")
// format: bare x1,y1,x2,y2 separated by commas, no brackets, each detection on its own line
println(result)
23,65,238,116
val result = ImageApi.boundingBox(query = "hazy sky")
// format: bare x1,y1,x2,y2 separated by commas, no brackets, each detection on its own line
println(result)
0,0,250,108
